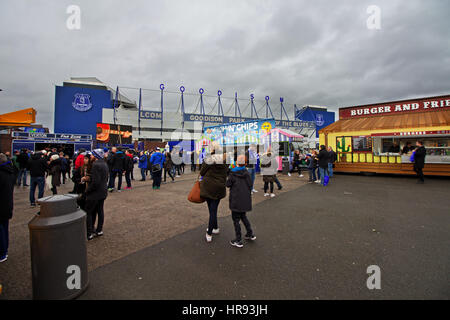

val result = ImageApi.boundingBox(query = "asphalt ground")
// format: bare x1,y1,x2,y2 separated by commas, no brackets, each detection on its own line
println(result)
0,168,305,299
79,174,450,300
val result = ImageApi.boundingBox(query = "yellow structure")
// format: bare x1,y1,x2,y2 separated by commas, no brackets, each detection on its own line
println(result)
319,96,450,176
0,108,36,127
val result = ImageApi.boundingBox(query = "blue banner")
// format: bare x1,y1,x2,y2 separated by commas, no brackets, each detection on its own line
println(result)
184,113,314,129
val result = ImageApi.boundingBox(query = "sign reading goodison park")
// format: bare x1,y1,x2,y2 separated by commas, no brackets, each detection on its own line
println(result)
183,113,315,129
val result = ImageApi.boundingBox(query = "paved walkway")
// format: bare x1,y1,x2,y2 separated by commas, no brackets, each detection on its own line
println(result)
80,175,450,300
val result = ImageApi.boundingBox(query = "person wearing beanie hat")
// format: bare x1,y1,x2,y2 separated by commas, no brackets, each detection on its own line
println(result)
85,150,109,240
48,153,62,195
92,149,105,160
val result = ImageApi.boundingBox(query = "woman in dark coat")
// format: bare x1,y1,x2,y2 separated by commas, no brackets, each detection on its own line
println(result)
49,154,61,195
199,143,228,243
0,153,15,262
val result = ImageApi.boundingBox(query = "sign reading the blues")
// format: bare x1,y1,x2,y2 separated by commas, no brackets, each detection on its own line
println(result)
72,93,93,112
184,113,314,128
203,119,276,146
140,110,162,120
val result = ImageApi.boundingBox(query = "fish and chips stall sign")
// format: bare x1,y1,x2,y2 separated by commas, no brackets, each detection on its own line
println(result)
203,119,276,146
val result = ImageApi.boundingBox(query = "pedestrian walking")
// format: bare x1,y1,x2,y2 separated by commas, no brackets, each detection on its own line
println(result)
149,147,165,189
48,154,62,194
0,153,15,263
16,148,29,186
260,150,278,197
245,144,259,193
413,140,426,184
71,149,85,194
85,149,109,240
306,151,318,183
317,145,330,186
226,154,256,248
138,151,148,181
124,149,134,190
107,147,125,192
327,147,336,178
27,151,48,207
163,151,175,183
59,152,68,184
190,151,197,172
200,143,228,243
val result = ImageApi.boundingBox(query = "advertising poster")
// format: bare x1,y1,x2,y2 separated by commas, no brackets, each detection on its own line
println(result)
96,123,132,145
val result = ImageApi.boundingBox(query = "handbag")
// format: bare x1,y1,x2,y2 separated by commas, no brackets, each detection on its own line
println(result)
151,163,162,173
188,179,205,203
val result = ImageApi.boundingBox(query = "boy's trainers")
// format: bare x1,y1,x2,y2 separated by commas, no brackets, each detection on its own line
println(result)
264,193,270,197
0,255,8,263
87,234,95,241
205,233,212,243
96,231,104,237
270,193,275,198
245,235,256,241
230,240,244,248
108,188,114,192
252,189,258,193
206,228,220,234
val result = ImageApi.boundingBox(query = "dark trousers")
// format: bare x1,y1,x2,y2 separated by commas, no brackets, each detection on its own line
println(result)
191,164,196,172
140,168,146,181
308,168,317,181
51,186,57,195
264,181,274,193
131,167,134,180
152,169,162,187
206,198,220,235
30,176,45,204
292,161,301,175
108,170,123,190
17,168,27,186
0,220,9,257
125,170,132,188
274,176,282,189
175,165,181,175
164,168,174,182
414,165,424,182
232,211,253,242
85,199,105,236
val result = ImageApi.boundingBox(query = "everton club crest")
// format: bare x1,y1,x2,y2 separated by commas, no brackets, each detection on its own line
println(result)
315,114,325,126
72,93,93,112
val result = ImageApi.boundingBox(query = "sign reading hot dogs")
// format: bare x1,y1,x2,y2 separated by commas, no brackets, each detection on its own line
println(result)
339,95,450,119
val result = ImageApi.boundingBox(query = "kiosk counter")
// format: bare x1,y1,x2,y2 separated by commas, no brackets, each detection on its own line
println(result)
319,95,450,176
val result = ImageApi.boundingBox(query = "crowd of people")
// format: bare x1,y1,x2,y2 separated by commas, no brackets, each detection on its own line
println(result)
0,140,427,261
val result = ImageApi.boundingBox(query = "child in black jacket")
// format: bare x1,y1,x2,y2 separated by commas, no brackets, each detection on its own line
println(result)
226,155,256,248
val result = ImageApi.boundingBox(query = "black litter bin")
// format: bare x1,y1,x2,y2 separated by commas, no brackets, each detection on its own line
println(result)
29,194,88,300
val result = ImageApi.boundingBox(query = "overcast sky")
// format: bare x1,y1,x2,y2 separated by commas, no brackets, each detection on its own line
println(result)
1,0,449,130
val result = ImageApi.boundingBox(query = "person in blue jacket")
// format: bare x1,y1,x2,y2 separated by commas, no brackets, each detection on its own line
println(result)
138,151,148,181
149,147,165,189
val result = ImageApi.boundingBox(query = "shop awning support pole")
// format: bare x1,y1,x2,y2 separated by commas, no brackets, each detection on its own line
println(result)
160,84,164,137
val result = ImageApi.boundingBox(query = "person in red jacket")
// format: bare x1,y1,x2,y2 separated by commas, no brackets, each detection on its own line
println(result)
70,148,86,194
